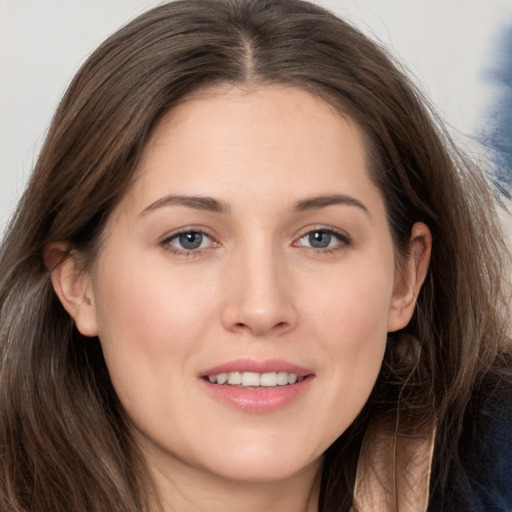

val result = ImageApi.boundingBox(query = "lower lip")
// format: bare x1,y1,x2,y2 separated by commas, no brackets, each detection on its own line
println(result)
200,376,314,413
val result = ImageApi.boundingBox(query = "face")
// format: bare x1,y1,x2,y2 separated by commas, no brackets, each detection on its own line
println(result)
57,86,427,486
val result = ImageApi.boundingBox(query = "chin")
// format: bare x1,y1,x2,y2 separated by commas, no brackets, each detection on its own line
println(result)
206,456,321,484
195,441,323,483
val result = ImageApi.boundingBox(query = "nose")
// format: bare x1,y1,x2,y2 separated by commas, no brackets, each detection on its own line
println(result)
221,245,298,337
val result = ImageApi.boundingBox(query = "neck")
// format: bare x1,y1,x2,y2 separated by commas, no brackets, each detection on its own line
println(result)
145,451,322,512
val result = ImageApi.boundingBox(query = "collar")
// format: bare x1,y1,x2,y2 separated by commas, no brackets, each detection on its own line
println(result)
352,417,436,512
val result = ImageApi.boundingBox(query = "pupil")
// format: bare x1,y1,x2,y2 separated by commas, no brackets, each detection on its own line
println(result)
309,231,331,248
179,232,202,250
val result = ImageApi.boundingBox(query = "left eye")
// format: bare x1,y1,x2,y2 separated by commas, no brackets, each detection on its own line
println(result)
298,230,347,249
166,231,211,251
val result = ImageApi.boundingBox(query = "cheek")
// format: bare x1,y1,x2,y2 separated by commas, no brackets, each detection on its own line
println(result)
91,255,218,397
309,263,393,348
96,249,216,331
304,264,393,421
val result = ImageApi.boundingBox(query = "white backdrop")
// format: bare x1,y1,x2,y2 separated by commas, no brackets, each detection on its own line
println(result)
1,0,511,237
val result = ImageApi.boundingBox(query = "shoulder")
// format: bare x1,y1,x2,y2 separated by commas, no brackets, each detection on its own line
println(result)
461,377,512,504
429,375,512,511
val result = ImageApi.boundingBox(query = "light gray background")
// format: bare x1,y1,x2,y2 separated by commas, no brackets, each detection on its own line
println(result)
1,0,511,237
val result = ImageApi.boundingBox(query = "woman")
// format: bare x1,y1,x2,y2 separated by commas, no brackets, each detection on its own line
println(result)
1,1,511,511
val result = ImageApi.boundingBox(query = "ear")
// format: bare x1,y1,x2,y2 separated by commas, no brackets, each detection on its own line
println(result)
44,242,99,337
388,222,432,332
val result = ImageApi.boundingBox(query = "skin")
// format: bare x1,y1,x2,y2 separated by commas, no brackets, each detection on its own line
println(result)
48,85,431,512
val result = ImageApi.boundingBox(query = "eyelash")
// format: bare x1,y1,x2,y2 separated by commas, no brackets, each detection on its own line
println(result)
293,227,351,254
159,228,217,258
159,226,351,257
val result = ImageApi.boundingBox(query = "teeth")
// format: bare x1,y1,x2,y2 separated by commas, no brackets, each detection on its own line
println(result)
276,371,289,385
227,372,242,385
207,371,302,386
260,372,277,386
241,372,260,386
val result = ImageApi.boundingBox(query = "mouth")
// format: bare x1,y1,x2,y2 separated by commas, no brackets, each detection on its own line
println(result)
199,359,314,412
204,371,305,387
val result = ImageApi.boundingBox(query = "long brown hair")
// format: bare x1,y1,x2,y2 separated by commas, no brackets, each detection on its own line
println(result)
1,1,510,510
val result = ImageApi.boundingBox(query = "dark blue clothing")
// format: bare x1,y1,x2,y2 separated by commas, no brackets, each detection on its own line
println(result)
428,378,512,511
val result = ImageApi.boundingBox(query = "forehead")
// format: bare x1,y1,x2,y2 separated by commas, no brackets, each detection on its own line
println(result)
109,85,387,225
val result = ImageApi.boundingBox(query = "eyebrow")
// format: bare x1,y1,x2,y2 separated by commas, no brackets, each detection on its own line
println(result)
140,193,368,217
293,194,369,215
140,195,230,216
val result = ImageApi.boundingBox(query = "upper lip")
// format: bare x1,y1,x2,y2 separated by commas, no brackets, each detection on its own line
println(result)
200,358,313,378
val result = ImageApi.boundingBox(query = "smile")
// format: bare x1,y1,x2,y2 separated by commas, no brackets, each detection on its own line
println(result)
207,371,303,387
200,360,314,412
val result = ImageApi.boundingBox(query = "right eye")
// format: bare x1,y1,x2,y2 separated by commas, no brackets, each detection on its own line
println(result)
160,230,214,254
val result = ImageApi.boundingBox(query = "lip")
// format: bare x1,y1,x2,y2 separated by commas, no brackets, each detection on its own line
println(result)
199,358,315,413
200,358,313,378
